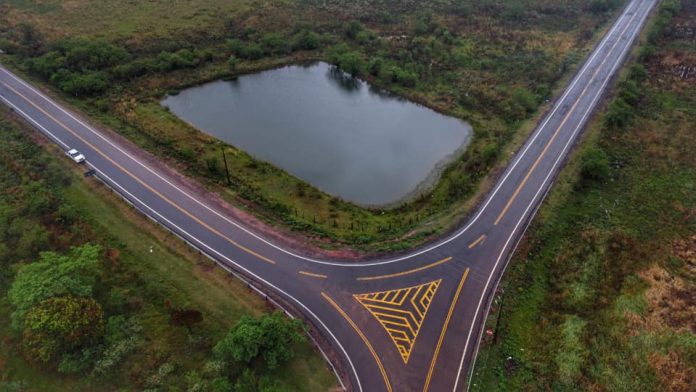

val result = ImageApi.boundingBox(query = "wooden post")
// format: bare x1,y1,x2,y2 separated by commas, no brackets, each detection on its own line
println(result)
221,144,231,186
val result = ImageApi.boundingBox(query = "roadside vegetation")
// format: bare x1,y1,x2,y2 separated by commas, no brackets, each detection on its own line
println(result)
471,1,695,389
0,109,336,391
0,0,628,252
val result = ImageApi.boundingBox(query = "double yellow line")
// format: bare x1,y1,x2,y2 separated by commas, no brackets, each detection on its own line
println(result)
322,292,392,392
494,7,640,226
0,80,276,265
357,256,453,281
423,268,469,391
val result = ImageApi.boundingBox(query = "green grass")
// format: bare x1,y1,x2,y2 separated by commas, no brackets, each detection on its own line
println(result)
470,1,696,390
4,0,256,40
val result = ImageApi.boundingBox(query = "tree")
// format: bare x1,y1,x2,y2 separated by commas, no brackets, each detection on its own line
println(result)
8,244,101,330
22,296,105,364
213,312,305,369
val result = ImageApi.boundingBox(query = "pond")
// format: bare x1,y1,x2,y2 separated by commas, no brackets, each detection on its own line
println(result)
161,62,472,206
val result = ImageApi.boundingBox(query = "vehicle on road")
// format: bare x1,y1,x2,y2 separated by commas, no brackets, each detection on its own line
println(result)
66,148,85,163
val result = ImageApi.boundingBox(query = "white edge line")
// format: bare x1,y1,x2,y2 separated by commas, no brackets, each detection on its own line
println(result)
0,3,633,268
0,93,360,392
454,0,652,390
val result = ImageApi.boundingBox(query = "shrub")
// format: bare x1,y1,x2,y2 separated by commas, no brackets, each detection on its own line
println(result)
50,70,109,96
260,33,291,56
227,54,238,70
155,49,198,71
380,64,418,87
8,244,102,329
336,51,365,76
511,87,538,114
17,23,44,56
22,296,105,365
213,311,305,369
205,156,220,175
581,147,610,182
60,38,130,71
604,98,634,130
343,21,363,39
292,30,320,50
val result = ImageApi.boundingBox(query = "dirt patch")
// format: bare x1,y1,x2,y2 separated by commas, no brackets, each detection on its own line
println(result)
649,351,695,392
673,235,696,277
636,264,695,333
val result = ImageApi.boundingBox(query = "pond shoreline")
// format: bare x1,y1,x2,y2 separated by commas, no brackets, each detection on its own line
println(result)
161,61,473,207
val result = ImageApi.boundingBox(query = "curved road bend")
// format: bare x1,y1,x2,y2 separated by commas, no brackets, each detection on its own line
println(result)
0,0,656,390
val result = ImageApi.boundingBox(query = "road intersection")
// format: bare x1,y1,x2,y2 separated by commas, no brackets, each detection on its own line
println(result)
0,0,657,389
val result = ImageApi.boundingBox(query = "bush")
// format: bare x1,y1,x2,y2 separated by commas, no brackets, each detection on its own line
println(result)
17,23,44,56
260,33,291,56
511,87,538,114
205,156,220,175
604,98,634,130
60,38,130,71
213,311,305,369
22,296,105,364
156,49,198,71
580,147,610,182
343,21,364,39
50,70,109,96
380,64,418,87
227,54,238,70
8,244,102,329
336,51,365,76
292,30,320,50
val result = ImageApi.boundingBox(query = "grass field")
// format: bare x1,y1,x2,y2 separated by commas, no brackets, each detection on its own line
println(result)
0,0,629,252
0,108,336,390
471,1,695,389
2,0,256,41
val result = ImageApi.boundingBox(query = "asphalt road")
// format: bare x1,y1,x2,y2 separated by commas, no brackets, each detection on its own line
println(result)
0,0,656,390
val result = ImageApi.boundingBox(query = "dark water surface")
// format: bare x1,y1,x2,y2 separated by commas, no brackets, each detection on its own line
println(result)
162,62,472,206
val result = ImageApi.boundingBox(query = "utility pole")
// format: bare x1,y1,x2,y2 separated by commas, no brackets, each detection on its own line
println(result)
220,143,231,186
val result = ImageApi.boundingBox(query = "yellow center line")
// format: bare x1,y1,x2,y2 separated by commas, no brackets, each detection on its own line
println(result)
298,270,327,279
468,234,487,249
1,80,275,265
494,15,635,226
357,257,453,281
322,292,392,392
423,268,470,392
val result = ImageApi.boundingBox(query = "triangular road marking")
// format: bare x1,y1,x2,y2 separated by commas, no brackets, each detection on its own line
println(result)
354,279,441,364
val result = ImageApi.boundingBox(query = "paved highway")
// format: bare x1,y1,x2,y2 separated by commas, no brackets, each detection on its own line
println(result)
0,0,656,390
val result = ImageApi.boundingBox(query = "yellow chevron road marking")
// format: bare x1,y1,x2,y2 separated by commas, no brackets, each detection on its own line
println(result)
354,279,441,364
